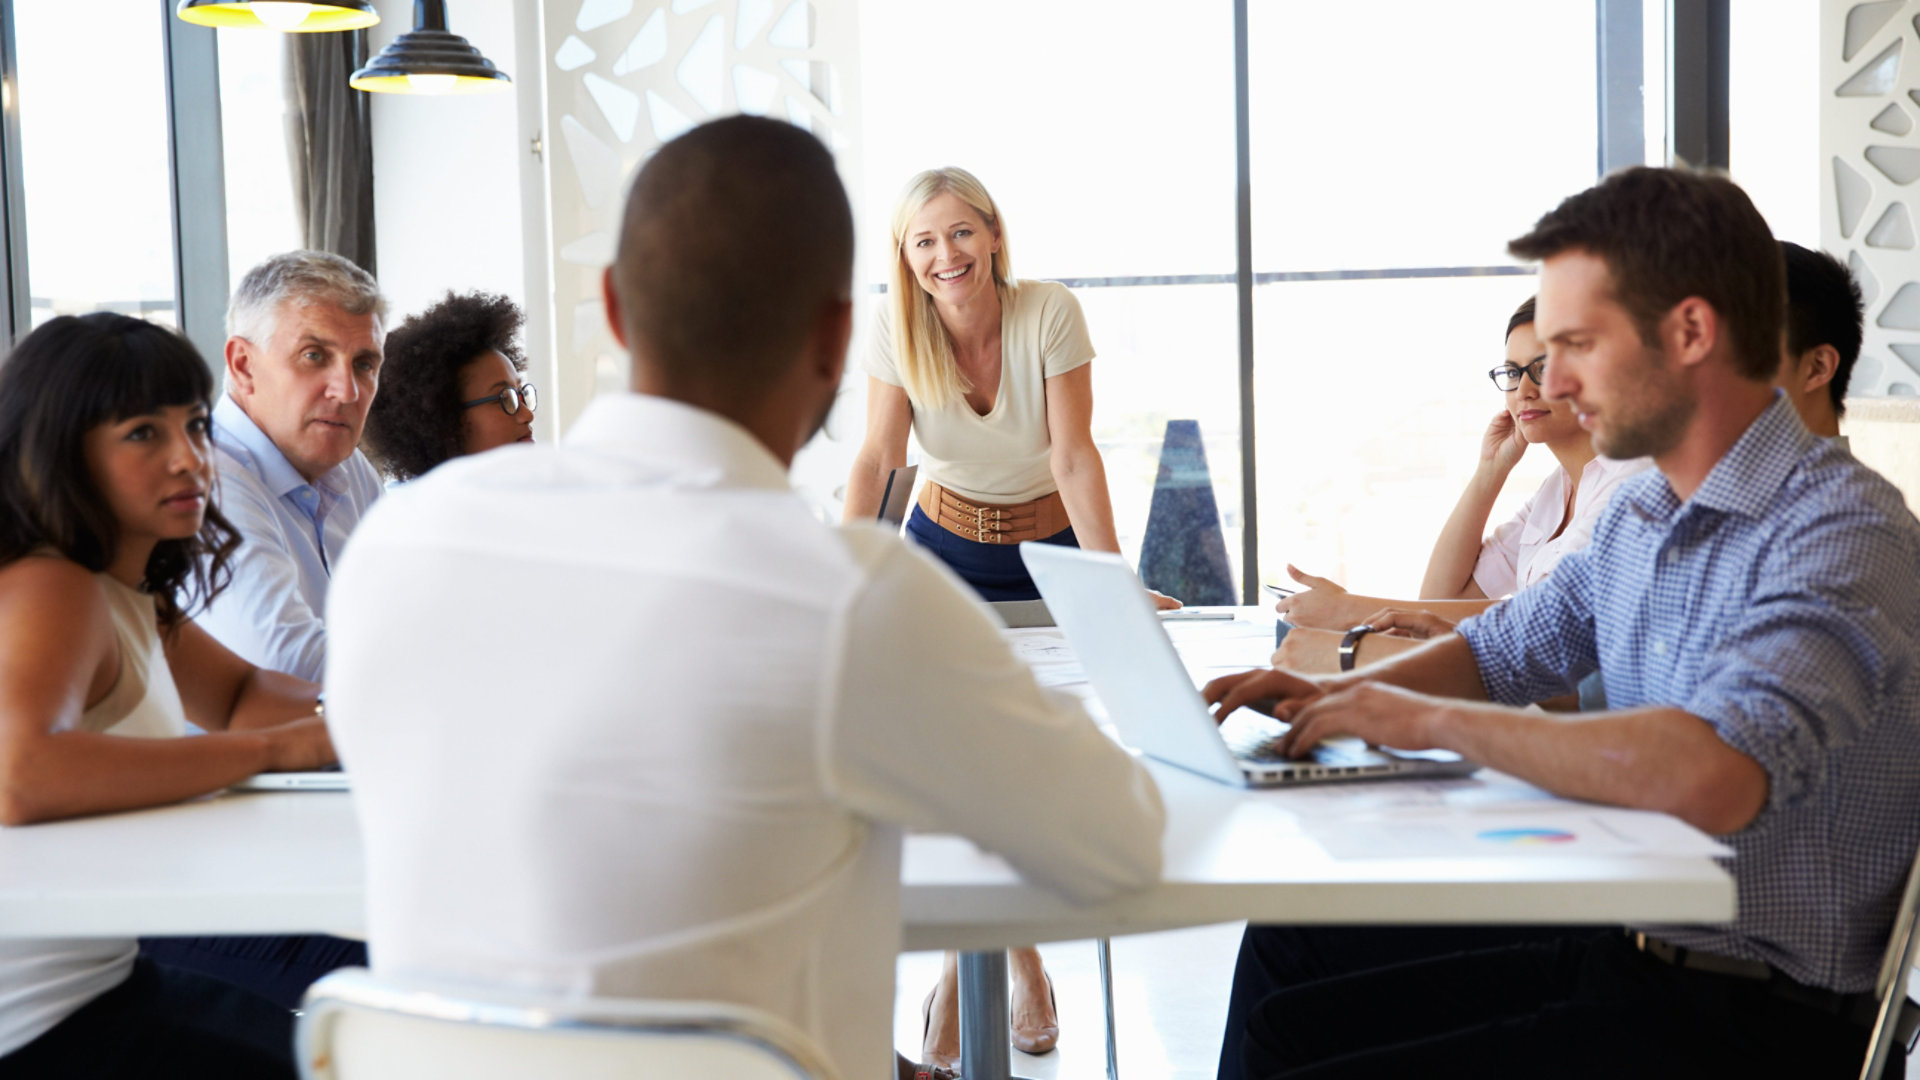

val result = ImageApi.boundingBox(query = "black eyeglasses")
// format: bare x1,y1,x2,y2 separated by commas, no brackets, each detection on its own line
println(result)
461,383,537,416
1487,357,1546,392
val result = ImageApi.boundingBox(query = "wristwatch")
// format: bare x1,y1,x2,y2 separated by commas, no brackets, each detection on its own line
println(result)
1338,625,1375,673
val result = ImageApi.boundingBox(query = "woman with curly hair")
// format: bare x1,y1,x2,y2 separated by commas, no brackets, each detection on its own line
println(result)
363,291,535,481
0,313,336,1077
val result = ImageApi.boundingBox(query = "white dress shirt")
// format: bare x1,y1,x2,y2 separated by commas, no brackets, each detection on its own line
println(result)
196,395,382,682
1472,454,1653,598
325,393,1166,1080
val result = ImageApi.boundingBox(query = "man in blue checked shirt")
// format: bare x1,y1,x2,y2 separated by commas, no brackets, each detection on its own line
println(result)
1207,167,1920,1080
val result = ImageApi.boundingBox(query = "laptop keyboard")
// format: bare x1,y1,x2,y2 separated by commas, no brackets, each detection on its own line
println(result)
1221,717,1292,762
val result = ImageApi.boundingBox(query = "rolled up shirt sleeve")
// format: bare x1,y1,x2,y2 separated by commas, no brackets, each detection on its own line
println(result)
1682,511,1919,817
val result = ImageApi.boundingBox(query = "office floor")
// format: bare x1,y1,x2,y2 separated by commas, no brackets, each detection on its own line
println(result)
893,922,1246,1080
895,925,1920,1079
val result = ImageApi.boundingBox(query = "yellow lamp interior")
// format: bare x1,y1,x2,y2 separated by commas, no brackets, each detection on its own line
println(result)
177,2,379,31
348,73,509,95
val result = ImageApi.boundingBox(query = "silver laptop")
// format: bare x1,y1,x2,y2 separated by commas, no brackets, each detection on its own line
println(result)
230,767,350,792
877,464,919,526
1020,544,1479,788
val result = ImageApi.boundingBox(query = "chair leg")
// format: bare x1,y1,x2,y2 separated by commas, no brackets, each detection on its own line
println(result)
1097,937,1118,1080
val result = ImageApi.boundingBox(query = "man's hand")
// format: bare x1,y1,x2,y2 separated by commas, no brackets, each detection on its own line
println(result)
1270,625,1342,674
1148,588,1183,611
1272,565,1366,630
1275,682,1446,759
1360,607,1458,641
1202,666,1326,724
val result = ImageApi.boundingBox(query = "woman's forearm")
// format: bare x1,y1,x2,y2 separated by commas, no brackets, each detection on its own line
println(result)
226,668,321,731
842,449,895,523
1052,445,1120,552
1418,464,1510,600
0,730,272,825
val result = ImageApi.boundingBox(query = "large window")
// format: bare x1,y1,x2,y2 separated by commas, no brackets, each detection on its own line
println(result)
1247,3,1597,595
12,1,179,330
219,33,303,288
853,0,1241,586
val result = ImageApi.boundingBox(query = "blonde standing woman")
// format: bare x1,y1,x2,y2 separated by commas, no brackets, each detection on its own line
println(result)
844,168,1176,1069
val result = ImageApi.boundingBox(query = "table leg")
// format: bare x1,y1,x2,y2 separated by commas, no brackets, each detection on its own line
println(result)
957,950,1039,1080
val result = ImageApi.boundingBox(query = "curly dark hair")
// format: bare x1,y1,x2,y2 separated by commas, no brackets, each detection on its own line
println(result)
363,291,527,481
0,314,239,628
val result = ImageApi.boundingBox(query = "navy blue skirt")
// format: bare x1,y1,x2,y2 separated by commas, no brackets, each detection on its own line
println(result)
905,504,1079,602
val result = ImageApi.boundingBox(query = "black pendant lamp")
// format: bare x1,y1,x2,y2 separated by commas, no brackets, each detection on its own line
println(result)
350,0,512,95
176,1,379,32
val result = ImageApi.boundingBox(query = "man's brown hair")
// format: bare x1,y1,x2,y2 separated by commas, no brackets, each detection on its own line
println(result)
611,115,853,397
1507,166,1783,381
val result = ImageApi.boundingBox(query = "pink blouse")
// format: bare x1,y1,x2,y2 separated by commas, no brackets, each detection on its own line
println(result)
1471,454,1655,598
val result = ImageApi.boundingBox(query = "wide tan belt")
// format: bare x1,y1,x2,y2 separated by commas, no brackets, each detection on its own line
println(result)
917,481,1068,545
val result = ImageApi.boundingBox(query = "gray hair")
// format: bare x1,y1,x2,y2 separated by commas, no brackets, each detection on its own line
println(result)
225,250,387,343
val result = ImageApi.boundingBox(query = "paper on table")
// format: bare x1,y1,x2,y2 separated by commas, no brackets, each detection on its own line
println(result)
1304,806,1733,861
1005,628,1086,688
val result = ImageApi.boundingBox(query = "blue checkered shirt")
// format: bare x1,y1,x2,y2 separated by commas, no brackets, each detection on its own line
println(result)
1457,394,1920,993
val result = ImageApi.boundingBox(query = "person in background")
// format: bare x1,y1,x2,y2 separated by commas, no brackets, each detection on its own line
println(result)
843,166,1176,1068
1270,296,1649,673
142,249,383,1009
194,250,386,682
0,314,335,1078
1776,240,1863,443
326,116,1164,1080
362,291,536,482
1210,166,1920,1079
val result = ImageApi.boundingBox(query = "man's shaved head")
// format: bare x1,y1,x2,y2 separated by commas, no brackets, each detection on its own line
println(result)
610,116,854,400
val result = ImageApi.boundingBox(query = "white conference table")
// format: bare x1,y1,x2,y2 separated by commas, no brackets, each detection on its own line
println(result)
0,608,1734,1079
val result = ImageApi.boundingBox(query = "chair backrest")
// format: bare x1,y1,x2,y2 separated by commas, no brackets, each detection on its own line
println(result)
1861,839,1920,1080
298,968,841,1080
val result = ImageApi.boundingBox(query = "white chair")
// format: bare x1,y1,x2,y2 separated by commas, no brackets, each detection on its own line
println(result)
297,968,840,1080
1861,840,1920,1080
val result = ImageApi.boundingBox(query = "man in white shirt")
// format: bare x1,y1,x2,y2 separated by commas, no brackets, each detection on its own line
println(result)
195,250,386,683
141,251,384,1008
326,116,1165,1080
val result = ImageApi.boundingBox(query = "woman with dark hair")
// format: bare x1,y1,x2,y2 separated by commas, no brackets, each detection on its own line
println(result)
0,313,335,1077
1268,296,1652,671
363,291,535,481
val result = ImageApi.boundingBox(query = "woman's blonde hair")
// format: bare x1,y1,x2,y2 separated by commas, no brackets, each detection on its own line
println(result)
888,167,1014,411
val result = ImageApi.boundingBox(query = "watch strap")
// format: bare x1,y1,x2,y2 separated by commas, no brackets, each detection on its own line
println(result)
1338,624,1375,673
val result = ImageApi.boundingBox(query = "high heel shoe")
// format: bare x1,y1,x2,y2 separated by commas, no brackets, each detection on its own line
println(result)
921,980,962,1072
1010,969,1058,1055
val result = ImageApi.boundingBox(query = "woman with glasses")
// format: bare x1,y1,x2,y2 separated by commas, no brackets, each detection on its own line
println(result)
363,291,535,482
1269,296,1651,671
0,314,337,1077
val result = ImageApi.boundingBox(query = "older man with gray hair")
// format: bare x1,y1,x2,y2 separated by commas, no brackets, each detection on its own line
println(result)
196,250,386,683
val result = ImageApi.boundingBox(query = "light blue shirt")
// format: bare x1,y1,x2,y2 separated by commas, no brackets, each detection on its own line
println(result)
1458,393,1920,992
194,394,383,682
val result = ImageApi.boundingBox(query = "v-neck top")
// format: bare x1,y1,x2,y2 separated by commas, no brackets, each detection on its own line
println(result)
866,280,1096,504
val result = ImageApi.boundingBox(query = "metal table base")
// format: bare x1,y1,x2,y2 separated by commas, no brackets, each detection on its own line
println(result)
957,946,1119,1080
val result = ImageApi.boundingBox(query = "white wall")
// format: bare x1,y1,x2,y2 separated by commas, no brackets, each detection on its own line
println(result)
1821,0,1920,397
369,0,556,439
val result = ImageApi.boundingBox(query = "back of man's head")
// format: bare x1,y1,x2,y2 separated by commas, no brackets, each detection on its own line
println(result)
1781,240,1864,417
1508,167,1782,381
610,116,853,399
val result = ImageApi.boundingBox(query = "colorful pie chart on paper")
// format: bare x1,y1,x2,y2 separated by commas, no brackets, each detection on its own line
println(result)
1477,827,1578,846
